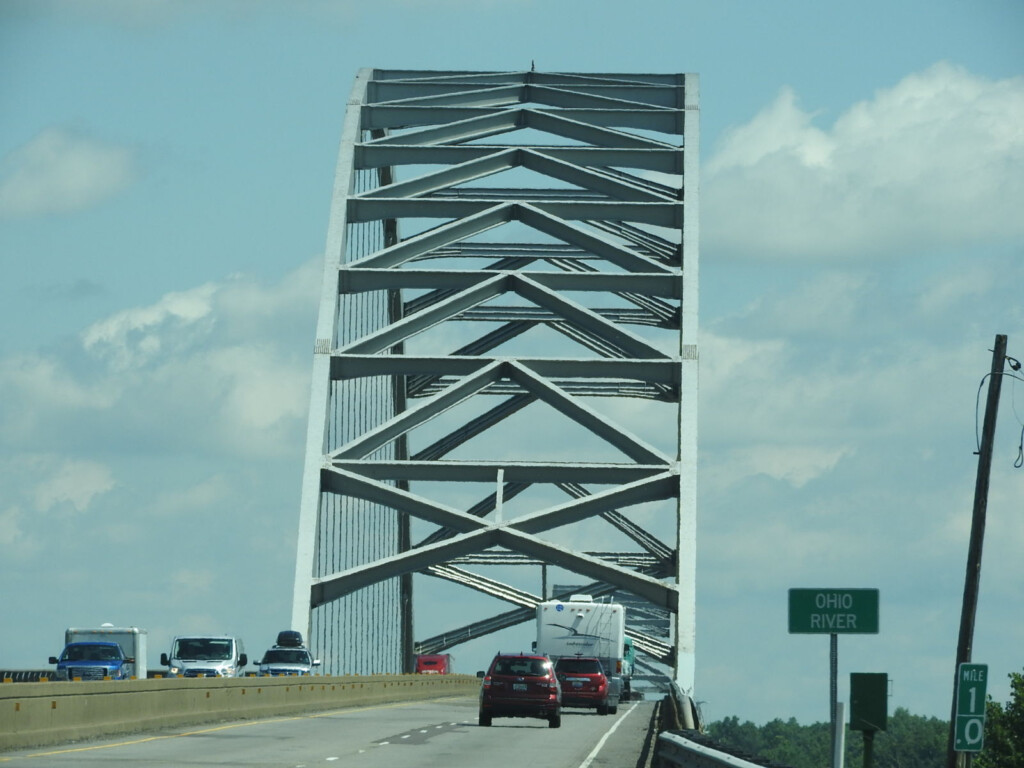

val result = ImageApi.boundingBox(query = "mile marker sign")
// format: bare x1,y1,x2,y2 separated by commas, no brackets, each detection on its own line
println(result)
788,589,879,634
955,663,988,752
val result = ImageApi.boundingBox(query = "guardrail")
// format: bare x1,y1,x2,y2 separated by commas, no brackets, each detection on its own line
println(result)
0,673,480,751
660,682,701,731
656,731,769,768
652,685,788,768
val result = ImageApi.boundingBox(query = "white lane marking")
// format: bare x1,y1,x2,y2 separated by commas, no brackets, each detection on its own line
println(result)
401,734,410,739
577,702,639,768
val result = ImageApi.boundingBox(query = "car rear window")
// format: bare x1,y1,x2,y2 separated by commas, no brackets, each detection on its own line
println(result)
492,658,549,676
556,659,603,674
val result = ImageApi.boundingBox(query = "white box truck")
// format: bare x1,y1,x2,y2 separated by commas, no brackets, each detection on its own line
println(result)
536,596,634,700
56,625,147,680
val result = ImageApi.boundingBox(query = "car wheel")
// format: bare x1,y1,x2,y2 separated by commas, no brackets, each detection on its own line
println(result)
609,704,618,715
597,704,608,715
479,711,492,727
548,713,561,728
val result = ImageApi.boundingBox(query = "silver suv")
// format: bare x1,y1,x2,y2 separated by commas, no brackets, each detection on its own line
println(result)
255,646,320,676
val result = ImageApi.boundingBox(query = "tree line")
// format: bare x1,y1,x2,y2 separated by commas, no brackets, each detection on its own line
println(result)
702,668,1021,768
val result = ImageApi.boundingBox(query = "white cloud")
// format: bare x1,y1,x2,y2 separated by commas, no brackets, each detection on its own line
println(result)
915,266,995,315
148,475,233,518
0,454,115,552
31,458,116,514
82,284,218,371
0,260,318,463
714,444,853,489
0,505,26,547
704,62,1024,259
171,568,215,593
0,128,137,218
0,354,119,440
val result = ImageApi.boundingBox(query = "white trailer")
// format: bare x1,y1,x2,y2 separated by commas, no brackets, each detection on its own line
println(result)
64,625,148,679
535,596,632,698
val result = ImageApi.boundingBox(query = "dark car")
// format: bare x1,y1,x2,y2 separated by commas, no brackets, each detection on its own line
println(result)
479,653,561,728
554,656,617,715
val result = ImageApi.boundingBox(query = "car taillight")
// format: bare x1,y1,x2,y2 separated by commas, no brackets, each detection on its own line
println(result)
548,678,558,691
482,676,492,688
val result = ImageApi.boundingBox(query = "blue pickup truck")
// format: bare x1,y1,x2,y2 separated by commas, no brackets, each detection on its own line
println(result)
49,641,132,681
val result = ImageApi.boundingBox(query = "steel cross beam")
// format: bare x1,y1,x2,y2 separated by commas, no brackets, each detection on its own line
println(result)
291,69,698,695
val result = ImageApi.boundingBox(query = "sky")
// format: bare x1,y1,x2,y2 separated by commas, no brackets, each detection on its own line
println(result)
1,0,1022,728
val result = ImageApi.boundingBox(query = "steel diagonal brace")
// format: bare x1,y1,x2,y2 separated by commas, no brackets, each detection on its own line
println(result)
528,84,673,112
509,471,677,535
339,272,510,355
371,84,523,109
329,360,506,460
368,78,524,102
523,109,673,150
411,393,536,461
415,481,531,549
310,528,500,608
346,202,515,270
515,202,672,274
356,148,519,200
320,467,489,533
425,564,539,607
508,361,671,465
360,109,522,147
512,272,671,360
522,149,671,203
494,528,679,611
626,630,674,661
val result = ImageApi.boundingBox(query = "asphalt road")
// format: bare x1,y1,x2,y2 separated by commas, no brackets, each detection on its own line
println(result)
0,696,660,767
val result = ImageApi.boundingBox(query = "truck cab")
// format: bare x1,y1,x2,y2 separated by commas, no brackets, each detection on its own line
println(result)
160,636,247,678
49,641,132,681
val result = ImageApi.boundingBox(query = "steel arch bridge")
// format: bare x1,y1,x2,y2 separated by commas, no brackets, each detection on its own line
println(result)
291,68,698,695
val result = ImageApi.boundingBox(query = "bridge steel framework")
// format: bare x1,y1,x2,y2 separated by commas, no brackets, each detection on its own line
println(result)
291,68,698,695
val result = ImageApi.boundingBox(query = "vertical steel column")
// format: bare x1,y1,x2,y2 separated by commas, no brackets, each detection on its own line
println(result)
675,73,700,696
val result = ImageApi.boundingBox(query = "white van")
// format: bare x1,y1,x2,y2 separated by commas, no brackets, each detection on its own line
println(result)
160,635,247,678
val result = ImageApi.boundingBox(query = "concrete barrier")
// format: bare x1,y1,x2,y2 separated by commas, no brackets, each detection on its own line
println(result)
0,670,64,683
0,674,480,751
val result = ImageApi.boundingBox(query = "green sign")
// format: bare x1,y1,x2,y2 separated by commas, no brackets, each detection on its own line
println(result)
954,663,988,752
788,588,879,634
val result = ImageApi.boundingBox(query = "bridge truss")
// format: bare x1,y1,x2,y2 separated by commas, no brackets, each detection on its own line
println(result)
291,68,698,694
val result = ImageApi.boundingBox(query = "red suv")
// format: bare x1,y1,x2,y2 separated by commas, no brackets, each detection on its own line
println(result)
554,656,617,715
479,653,561,728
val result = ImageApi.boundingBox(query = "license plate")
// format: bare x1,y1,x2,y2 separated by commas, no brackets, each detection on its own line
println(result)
513,683,527,691
572,682,583,688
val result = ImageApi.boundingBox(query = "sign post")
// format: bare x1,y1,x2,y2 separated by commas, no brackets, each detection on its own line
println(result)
789,589,880,768
954,663,988,754
851,672,888,768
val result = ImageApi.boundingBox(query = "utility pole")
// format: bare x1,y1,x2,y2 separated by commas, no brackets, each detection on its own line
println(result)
946,334,1007,768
